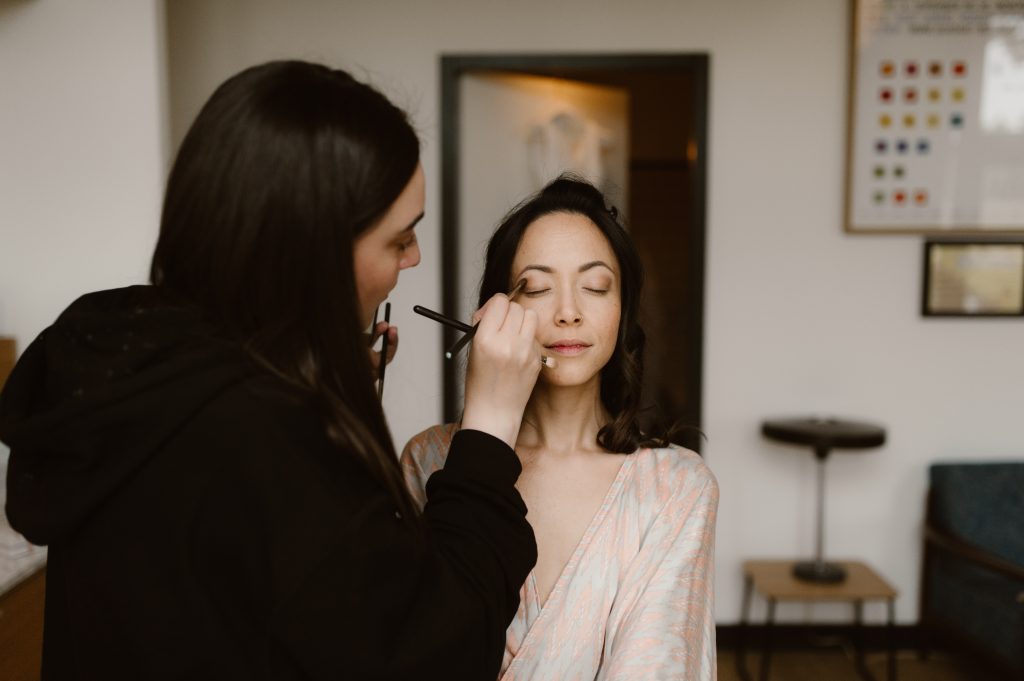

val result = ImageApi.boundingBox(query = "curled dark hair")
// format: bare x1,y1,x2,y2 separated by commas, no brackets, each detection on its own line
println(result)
151,60,419,520
478,175,673,453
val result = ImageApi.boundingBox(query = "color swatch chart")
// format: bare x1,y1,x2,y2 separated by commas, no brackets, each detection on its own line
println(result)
848,0,1024,232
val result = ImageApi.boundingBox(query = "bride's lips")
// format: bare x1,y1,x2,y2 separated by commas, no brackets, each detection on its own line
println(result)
544,340,592,356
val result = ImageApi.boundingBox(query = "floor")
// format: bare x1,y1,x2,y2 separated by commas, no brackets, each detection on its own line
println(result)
717,648,1006,681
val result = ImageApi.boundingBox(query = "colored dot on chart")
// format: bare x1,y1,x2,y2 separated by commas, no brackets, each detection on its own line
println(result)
914,190,928,205
929,61,943,76
894,165,905,179
880,61,896,77
904,87,918,103
952,88,965,102
917,139,931,154
903,114,916,128
893,190,907,204
896,139,909,153
905,61,919,77
928,88,941,102
874,165,886,178
951,113,964,128
952,61,966,77
927,113,941,128
873,190,886,205
875,139,888,153
880,114,893,128
879,87,893,103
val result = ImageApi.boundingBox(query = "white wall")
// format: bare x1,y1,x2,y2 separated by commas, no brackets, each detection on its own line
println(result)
0,0,168,472
6,0,1020,626
0,0,168,345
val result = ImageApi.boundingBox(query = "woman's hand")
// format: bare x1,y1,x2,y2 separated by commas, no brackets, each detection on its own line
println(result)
461,294,542,448
368,322,398,371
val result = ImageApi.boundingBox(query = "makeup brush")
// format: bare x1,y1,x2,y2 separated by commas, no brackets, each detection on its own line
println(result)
412,305,474,334
377,302,391,400
444,279,526,359
409,280,557,366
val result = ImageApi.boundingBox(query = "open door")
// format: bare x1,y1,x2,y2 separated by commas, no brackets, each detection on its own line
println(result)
441,54,708,453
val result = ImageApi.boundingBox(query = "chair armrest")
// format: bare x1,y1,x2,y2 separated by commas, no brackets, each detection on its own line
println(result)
925,524,1024,586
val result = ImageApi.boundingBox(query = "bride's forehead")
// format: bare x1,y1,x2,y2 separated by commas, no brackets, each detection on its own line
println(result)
516,214,613,260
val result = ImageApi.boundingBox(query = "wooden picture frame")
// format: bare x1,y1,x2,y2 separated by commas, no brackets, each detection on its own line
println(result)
921,241,1024,317
845,0,1024,235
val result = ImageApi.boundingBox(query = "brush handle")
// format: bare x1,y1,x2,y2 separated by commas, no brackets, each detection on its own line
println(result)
412,305,474,334
443,280,528,360
377,302,391,400
445,323,478,359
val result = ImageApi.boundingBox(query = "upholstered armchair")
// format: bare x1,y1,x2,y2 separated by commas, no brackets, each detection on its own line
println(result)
920,462,1024,679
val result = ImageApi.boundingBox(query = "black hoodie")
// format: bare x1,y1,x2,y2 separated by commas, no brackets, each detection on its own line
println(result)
1,286,536,681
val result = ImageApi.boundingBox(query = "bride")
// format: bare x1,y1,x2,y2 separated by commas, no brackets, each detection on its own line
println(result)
402,176,717,681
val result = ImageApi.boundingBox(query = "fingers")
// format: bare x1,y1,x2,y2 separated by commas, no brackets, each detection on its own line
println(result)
501,300,525,334
367,323,399,368
385,326,399,364
474,293,509,331
369,321,389,345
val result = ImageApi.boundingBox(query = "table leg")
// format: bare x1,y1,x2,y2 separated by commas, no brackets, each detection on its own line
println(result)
853,599,878,681
759,598,776,681
887,598,897,681
854,599,865,679
737,574,753,681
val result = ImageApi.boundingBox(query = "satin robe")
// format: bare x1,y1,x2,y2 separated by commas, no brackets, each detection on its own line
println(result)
401,424,718,681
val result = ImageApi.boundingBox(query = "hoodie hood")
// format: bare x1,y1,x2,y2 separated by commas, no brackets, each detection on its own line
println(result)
0,286,256,545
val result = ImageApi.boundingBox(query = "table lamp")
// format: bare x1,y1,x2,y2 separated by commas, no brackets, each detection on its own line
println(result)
762,416,886,583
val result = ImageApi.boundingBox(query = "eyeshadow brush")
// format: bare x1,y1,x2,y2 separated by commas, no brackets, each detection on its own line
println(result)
444,279,526,359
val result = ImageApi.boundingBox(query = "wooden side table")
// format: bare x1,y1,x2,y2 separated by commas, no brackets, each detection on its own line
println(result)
738,560,898,681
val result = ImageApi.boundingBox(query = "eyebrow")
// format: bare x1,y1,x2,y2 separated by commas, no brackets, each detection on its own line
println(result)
401,212,425,233
515,260,615,279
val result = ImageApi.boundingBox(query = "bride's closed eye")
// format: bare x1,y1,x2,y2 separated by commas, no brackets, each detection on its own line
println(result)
396,233,417,252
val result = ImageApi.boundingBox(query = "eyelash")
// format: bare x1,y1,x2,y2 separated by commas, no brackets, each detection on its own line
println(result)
397,235,417,252
523,288,608,297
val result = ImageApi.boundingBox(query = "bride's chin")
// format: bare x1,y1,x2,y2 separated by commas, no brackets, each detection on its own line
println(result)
538,368,600,388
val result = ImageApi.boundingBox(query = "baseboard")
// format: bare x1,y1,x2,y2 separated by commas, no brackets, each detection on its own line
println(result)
716,623,924,650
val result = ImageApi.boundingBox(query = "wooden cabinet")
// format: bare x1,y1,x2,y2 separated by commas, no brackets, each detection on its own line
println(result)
1,339,44,679
0,568,45,681
0,337,14,389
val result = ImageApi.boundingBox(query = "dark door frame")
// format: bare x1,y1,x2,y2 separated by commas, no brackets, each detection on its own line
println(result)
440,53,709,448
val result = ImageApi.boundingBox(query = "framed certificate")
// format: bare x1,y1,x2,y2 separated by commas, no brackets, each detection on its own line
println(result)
922,241,1024,316
846,0,1024,234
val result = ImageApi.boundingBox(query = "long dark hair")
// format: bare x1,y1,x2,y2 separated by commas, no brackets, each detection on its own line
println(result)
151,60,419,520
478,175,672,453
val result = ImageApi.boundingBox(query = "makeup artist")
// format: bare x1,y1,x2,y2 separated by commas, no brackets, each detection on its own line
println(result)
0,60,541,680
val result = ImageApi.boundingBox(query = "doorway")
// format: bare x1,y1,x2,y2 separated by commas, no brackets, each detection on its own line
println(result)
440,54,708,453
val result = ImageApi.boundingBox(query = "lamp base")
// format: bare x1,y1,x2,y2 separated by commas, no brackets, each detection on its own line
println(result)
793,560,847,583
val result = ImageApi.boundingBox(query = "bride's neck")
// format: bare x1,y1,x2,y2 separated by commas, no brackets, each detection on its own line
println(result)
516,378,609,456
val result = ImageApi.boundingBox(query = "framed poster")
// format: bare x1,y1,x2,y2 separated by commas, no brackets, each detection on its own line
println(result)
846,0,1024,234
922,241,1024,316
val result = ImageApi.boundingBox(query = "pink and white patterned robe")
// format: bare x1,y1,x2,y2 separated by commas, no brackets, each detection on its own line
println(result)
400,424,718,681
